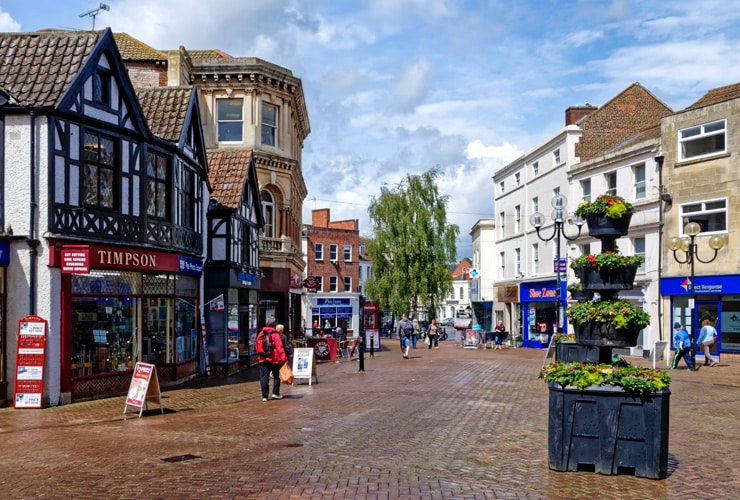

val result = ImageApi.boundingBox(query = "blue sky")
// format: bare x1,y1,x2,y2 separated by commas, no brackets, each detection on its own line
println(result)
3,0,740,259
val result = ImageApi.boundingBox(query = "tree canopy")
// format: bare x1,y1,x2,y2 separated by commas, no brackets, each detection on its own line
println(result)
364,167,458,317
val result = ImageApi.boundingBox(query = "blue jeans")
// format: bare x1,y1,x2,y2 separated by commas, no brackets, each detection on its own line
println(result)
412,334,418,348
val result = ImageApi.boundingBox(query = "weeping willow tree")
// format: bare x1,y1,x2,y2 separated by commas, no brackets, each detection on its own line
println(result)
364,167,458,317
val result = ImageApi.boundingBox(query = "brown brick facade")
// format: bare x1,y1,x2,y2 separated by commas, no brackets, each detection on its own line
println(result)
305,210,360,292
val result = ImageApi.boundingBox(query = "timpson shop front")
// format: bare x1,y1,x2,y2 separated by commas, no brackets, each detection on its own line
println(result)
50,242,203,402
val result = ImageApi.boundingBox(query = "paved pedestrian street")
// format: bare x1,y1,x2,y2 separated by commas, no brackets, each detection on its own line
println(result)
1,342,738,499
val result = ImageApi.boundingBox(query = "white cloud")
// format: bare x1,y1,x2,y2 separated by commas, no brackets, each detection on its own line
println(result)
0,9,20,31
391,58,431,114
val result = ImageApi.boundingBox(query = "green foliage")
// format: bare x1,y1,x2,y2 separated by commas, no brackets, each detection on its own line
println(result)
566,298,650,330
540,361,671,395
363,167,459,316
570,251,644,271
575,194,633,219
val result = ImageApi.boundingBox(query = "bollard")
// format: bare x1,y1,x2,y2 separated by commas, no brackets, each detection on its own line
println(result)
370,334,375,357
358,335,365,372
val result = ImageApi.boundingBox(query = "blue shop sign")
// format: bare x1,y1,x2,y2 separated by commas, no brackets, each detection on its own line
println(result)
660,275,740,295
316,298,351,306
178,256,203,276
0,240,9,266
521,282,562,302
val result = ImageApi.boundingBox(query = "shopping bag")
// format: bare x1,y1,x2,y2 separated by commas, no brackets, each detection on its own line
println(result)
279,363,294,385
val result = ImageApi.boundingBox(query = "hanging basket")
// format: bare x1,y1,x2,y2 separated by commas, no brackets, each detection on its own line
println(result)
586,212,633,237
574,321,641,347
576,265,638,290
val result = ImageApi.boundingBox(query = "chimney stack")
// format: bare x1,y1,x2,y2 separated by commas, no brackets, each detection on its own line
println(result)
565,104,597,126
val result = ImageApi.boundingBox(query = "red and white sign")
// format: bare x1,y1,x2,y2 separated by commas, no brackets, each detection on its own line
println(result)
14,315,48,409
123,362,163,417
303,276,320,289
61,246,90,274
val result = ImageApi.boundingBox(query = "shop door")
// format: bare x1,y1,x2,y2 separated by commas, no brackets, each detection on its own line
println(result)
695,301,720,355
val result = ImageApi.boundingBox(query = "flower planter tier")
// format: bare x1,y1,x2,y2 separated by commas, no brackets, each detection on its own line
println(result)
569,290,594,301
586,212,633,252
574,321,641,347
555,342,600,363
548,382,670,479
577,265,638,290
586,212,633,237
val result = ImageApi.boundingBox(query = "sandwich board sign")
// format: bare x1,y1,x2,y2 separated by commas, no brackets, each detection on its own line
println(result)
14,315,48,409
123,362,163,417
292,348,318,385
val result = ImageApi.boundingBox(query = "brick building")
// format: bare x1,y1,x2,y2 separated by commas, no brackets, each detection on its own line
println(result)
301,209,361,336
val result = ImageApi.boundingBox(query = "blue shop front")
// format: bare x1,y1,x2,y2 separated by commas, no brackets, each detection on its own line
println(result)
661,274,740,357
521,280,567,348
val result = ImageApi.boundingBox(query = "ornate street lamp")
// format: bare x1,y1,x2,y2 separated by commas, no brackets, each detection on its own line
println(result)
530,194,585,338
666,221,726,369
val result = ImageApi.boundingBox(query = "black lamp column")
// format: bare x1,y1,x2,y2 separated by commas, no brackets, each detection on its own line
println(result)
530,194,585,336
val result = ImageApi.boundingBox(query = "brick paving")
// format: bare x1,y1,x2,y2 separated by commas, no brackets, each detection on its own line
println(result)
1,340,739,499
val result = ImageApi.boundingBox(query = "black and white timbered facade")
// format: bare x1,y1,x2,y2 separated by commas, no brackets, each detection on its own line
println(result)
0,29,209,405
204,149,264,374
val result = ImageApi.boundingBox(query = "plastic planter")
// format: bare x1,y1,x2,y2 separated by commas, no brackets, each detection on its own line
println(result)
576,265,638,290
586,212,633,237
548,382,670,479
574,321,641,347
555,342,600,363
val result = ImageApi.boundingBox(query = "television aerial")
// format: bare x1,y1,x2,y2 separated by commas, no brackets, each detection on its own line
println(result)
79,3,110,30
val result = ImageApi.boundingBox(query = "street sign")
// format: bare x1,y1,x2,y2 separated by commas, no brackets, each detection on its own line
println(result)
553,259,567,273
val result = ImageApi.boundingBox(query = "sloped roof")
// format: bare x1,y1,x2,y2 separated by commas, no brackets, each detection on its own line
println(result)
208,149,253,209
686,82,740,110
575,82,672,162
187,49,232,60
0,30,100,107
113,32,165,61
136,86,193,143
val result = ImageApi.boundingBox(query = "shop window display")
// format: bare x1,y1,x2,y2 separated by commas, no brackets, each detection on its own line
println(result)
71,272,198,377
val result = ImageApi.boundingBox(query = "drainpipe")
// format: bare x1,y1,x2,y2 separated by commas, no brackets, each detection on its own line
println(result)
28,110,39,315
655,155,665,342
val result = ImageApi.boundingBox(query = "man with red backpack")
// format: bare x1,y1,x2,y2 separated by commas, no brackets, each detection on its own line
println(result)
256,317,288,401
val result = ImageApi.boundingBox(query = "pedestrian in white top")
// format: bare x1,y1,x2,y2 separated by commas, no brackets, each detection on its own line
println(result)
697,318,719,367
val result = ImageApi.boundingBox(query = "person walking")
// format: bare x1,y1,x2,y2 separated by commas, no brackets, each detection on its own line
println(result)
671,321,694,371
277,323,294,368
256,317,288,401
697,319,719,367
411,315,420,349
396,313,413,359
427,319,440,349
493,320,506,350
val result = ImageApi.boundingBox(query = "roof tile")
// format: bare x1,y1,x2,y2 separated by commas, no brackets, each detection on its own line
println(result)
207,150,254,209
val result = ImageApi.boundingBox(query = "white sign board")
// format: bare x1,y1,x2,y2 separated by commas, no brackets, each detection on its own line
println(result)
292,348,317,385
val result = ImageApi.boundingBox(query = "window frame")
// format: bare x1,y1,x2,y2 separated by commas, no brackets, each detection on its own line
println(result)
329,244,338,261
514,205,521,233
146,150,170,220
553,148,561,165
329,276,338,292
314,243,323,261
679,198,728,236
580,178,591,203
532,161,539,176
605,172,617,196
532,243,539,274
82,130,117,209
634,163,646,199
343,276,352,292
634,237,646,271
343,245,352,262
679,119,726,161
260,191,275,238
261,102,279,147
217,98,244,143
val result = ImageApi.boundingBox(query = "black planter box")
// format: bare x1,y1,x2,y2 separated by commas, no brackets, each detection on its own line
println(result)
574,321,640,347
569,290,594,301
548,382,670,479
555,342,600,363
576,265,638,290
586,212,632,237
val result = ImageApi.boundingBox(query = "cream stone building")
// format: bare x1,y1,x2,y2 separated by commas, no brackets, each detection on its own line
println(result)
660,83,740,363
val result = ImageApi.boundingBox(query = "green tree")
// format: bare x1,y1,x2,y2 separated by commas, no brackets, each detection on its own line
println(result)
364,167,458,317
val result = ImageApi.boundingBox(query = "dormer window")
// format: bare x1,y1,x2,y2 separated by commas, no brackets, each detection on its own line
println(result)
262,102,278,146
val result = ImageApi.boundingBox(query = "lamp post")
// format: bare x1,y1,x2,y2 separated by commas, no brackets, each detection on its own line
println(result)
666,221,726,369
530,194,585,338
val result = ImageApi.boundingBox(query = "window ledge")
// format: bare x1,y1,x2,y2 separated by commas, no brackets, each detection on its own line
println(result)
676,152,730,167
